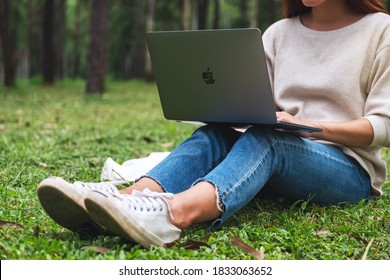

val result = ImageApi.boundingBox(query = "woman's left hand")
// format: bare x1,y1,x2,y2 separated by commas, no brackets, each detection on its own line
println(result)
276,111,374,147
276,111,319,138
276,111,306,126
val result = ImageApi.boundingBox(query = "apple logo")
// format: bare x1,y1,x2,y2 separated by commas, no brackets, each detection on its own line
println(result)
202,67,215,85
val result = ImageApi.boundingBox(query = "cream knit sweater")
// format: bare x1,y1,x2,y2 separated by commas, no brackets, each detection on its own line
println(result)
263,12,390,196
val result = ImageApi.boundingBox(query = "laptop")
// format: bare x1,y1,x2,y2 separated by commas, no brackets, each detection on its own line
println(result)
146,28,322,133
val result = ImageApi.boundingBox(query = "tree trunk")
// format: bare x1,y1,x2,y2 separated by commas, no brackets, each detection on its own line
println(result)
86,0,108,95
197,0,209,30
213,0,220,29
42,0,55,85
249,0,258,28
238,0,249,28
27,0,42,78
54,0,66,79
145,0,155,81
130,0,145,79
182,0,191,30
0,0,16,87
71,0,82,79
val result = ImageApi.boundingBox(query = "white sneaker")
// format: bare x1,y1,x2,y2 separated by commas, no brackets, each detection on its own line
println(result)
37,177,126,233
84,189,182,248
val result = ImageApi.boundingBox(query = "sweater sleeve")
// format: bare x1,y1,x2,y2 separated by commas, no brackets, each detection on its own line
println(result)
364,45,390,147
262,24,278,107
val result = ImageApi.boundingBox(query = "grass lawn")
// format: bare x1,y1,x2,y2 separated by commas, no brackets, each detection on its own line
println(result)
0,80,389,260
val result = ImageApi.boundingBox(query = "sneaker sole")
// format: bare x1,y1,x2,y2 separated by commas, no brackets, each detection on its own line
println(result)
37,178,101,233
85,192,165,248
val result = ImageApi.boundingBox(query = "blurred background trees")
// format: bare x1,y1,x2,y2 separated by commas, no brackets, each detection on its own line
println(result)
0,0,389,94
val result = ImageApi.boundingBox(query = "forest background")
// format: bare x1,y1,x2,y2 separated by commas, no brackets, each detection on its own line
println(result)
1,1,389,261
3,0,389,92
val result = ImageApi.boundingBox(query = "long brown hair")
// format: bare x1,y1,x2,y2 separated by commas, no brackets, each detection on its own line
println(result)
283,0,388,18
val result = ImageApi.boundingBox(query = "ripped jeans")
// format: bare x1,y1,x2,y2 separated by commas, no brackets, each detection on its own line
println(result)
144,125,371,227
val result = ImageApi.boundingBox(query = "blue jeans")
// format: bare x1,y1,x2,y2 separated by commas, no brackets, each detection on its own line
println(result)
145,125,371,227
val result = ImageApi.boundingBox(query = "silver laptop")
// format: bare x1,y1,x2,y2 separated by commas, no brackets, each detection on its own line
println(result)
146,28,321,133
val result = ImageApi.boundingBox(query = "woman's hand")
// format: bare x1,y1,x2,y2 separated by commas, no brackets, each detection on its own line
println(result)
276,111,374,147
276,111,311,128
276,111,319,139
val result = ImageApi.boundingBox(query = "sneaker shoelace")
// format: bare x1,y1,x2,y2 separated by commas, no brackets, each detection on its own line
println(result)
75,181,128,194
119,189,175,221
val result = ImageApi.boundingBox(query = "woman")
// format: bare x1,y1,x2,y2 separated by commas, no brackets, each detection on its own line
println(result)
38,0,390,248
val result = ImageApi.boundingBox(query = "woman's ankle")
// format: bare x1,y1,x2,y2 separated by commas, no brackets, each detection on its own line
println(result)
169,182,223,229
119,177,163,195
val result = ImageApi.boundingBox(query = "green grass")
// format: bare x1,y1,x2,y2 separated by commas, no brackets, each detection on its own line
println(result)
0,80,389,260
